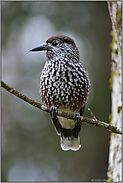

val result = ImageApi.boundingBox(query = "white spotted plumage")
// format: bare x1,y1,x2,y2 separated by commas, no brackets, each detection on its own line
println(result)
33,35,91,151
40,39,90,111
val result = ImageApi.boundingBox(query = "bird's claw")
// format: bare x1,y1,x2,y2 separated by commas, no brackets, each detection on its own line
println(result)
50,106,58,118
73,111,81,124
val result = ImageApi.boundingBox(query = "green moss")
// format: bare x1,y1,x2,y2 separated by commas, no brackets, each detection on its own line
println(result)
107,170,113,182
112,132,116,136
110,30,119,55
109,113,112,125
107,178,113,182
117,106,122,113
109,71,114,91
109,70,120,91
119,12,122,19
110,30,114,37
115,72,120,76
110,170,113,175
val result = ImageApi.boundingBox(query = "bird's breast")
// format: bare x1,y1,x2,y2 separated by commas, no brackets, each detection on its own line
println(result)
39,61,90,110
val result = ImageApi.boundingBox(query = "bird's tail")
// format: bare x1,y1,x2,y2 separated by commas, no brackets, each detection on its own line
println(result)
60,126,81,151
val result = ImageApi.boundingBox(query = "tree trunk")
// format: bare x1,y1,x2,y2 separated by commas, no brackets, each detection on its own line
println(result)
107,1,122,182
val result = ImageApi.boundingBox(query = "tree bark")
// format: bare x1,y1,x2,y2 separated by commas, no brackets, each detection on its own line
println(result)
107,1,122,182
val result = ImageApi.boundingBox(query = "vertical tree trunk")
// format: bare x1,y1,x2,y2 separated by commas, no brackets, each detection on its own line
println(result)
107,1,122,182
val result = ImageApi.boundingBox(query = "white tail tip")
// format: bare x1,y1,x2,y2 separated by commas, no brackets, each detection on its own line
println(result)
60,136,81,151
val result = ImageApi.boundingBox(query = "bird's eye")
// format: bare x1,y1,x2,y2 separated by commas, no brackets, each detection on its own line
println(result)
52,41,58,46
52,40,59,46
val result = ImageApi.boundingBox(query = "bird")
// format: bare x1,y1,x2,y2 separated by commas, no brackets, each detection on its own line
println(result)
30,35,90,151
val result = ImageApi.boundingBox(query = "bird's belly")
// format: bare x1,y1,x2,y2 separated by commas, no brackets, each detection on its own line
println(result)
58,117,75,129
58,106,75,129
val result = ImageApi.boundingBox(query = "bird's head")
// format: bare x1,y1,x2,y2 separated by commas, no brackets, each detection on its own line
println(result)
30,35,80,63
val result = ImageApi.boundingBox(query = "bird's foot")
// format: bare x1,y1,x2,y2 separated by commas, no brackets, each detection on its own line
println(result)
73,111,81,124
50,106,58,118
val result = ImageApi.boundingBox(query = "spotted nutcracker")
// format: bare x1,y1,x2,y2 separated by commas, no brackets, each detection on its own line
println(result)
30,35,90,151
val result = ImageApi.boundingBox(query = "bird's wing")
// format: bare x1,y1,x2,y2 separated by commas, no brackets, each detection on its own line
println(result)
80,106,85,116
50,114,61,135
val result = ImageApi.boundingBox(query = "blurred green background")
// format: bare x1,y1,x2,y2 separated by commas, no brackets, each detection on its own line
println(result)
2,1,111,181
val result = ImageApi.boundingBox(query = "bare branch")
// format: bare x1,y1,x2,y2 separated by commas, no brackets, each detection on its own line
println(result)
1,80,122,135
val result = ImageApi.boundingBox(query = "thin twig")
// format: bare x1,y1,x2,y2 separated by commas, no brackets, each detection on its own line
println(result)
1,80,122,135
88,108,97,120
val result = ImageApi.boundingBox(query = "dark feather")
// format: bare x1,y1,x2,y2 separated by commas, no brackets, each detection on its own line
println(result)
50,114,61,135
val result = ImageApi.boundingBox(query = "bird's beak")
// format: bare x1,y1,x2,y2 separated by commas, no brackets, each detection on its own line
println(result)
29,43,50,52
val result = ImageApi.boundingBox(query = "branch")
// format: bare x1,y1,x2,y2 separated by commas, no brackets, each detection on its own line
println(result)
107,1,122,61
1,80,122,135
